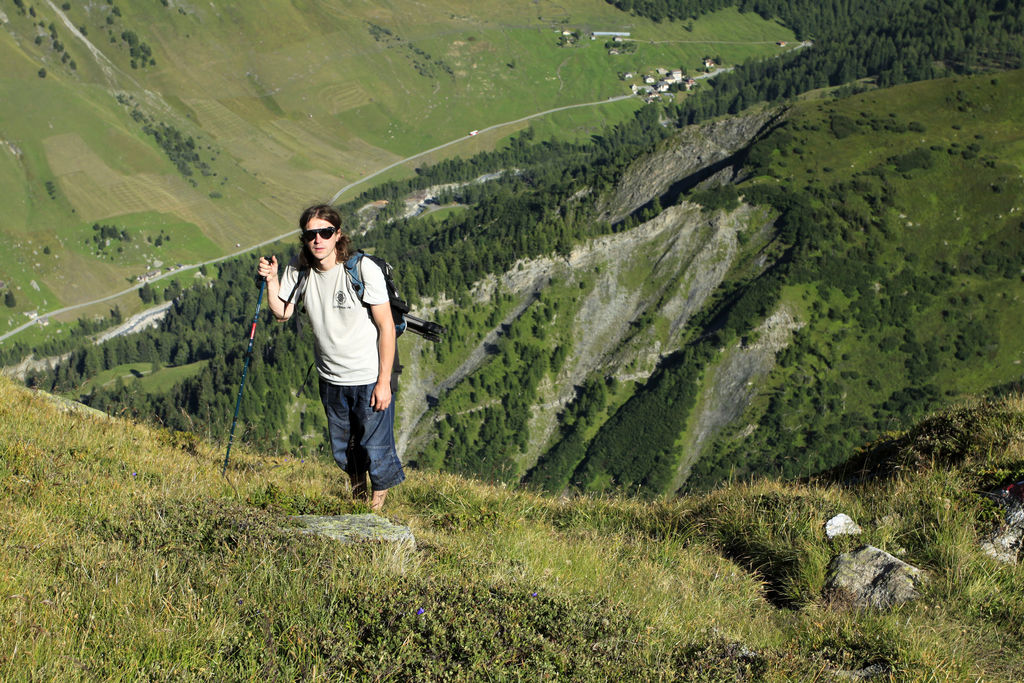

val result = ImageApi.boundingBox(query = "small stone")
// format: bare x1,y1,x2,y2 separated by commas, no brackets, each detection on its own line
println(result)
825,513,862,539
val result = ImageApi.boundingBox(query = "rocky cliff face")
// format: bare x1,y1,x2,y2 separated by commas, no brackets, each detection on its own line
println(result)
599,108,786,223
673,306,803,492
399,110,791,485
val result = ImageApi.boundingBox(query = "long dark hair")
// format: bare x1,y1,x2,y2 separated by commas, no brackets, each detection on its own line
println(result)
297,204,352,270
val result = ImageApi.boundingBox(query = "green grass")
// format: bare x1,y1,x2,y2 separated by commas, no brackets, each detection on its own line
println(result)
62,212,223,268
74,360,210,396
74,362,155,395
135,360,210,394
2,376,1023,678
420,205,469,223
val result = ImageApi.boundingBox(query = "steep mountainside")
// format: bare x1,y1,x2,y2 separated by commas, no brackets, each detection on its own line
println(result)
402,194,770,474
599,107,783,222
400,69,1024,495
7,44,1024,495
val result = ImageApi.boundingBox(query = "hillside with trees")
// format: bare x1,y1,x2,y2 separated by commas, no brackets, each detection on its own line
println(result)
4,0,1024,497
15,68,1024,499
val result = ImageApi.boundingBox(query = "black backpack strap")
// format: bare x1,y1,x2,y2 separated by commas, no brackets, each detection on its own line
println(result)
283,267,308,306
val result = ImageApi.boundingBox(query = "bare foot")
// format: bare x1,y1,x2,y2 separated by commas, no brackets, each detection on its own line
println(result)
370,489,387,513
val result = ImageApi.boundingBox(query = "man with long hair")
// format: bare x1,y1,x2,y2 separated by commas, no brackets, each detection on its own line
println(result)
257,204,404,512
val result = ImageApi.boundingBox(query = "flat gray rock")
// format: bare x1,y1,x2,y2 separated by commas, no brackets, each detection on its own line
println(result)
291,514,415,547
825,545,926,609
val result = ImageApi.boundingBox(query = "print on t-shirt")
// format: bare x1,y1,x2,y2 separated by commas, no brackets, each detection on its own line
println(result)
335,289,351,308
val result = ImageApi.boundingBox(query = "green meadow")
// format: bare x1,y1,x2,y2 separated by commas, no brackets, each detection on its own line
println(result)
672,68,1024,486
76,360,209,397
771,72,1024,397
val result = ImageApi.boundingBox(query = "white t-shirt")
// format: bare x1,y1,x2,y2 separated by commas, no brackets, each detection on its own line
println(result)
279,256,389,385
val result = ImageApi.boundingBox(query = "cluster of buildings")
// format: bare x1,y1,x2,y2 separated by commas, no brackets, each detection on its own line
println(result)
624,64,707,102
24,310,49,326
135,263,183,283
554,27,723,101
558,30,632,40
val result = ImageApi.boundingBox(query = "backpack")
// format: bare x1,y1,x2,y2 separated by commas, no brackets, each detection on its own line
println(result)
289,251,445,342
345,250,412,336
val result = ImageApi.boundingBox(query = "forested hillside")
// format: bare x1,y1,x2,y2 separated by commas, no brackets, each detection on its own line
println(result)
684,71,1024,488
5,0,1024,497
18,69,1024,498
608,0,1024,130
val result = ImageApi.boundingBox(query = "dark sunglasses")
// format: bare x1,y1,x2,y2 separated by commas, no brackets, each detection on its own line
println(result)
302,227,338,242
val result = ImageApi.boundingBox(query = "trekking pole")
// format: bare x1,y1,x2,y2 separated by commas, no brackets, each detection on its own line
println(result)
222,271,267,477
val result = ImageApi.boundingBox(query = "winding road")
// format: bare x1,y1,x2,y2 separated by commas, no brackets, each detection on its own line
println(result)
0,95,634,345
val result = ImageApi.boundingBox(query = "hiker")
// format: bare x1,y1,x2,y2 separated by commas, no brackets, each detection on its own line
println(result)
257,204,404,512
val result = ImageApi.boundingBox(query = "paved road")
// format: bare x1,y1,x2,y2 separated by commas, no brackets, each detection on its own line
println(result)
330,95,634,204
0,95,635,345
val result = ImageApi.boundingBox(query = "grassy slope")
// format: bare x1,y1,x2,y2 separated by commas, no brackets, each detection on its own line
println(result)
2,375,1023,678
75,359,209,396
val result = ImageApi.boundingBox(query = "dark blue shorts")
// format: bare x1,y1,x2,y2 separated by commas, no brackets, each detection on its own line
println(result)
318,379,405,491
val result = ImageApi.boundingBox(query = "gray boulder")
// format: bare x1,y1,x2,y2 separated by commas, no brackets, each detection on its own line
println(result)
825,545,926,609
291,514,415,547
